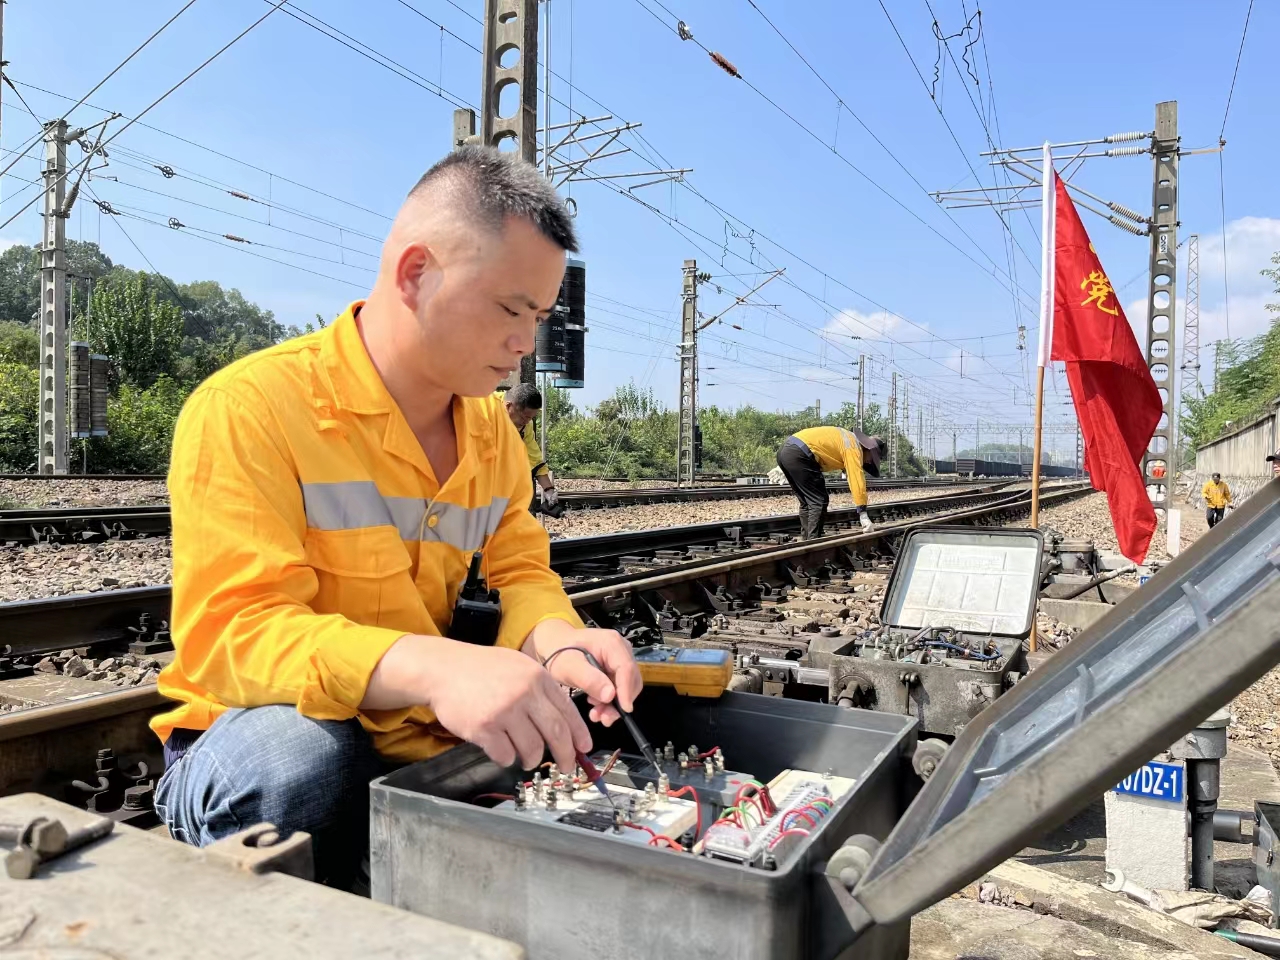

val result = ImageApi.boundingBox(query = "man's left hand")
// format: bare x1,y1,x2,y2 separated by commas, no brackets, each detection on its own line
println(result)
542,486,559,507
524,619,643,726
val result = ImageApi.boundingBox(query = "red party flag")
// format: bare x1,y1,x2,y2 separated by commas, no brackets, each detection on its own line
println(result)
1049,172,1162,563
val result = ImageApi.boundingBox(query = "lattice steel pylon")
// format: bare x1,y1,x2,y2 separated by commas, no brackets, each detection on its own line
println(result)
1176,234,1201,474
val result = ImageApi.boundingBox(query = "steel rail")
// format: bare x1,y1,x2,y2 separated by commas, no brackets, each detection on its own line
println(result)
0,481,1092,795
0,479,992,544
0,483,1085,664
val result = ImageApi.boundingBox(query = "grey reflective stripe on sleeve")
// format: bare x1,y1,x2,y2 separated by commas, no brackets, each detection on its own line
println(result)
302,482,510,550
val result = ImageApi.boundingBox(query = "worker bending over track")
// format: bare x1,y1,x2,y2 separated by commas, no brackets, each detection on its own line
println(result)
776,426,887,539
1202,472,1232,529
151,147,642,889
502,382,562,517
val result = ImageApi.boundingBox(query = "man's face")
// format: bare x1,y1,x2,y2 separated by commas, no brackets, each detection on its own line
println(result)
1213,474,1221,483
1272,458,1280,478
505,401,536,430
412,216,566,397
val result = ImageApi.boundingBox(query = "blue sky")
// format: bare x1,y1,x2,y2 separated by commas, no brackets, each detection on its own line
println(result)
3,0,1273,461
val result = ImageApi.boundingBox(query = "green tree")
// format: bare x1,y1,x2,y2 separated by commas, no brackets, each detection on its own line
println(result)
1181,249,1280,448
0,240,115,327
0,322,38,368
86,376,190,473
0,362,37,471
79,273,183,388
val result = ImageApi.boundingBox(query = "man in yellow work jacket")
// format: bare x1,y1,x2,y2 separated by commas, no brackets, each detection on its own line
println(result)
502,382,562,516
151,147,641,888
777,426,887,539
1201,472,1232,529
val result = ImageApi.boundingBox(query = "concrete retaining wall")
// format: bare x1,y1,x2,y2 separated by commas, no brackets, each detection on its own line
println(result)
1192,404,1278,506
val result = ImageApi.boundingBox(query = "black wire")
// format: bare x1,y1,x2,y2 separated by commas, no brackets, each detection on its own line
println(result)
268,0,476,111
1,75,44,125
631,0,1038,311
1220,0,1254,138
0,0,292,233
11,80,394,223
541,645,599,672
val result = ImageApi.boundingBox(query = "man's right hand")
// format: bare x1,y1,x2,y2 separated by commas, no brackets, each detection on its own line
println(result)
363,635,591,772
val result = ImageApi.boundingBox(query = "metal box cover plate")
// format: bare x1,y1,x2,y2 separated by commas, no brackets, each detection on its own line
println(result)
881,526,1043,639
846,481,1280,935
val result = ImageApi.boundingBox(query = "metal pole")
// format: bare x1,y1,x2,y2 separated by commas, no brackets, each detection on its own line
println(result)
856,355,865,431
1140,102,1179,523
39,120,69,474
540,373,548,461
676,259,698,486
480,0,540,386
1031,141,1057,528
891,373,898,478
542,0,551,180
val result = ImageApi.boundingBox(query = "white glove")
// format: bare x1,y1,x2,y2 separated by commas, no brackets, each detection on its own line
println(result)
859,513,874,532
542,487,558,506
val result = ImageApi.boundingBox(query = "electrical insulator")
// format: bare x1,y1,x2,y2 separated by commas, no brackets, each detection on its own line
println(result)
553,259,586,389
89,354,110,437
1109,216,1148,237
1105,130,1150,143
1105,145,1149,158
69,342,92,438
1107,202,1146,224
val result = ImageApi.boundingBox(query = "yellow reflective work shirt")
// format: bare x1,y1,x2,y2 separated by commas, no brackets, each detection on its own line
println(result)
152,303,582,763
1202,480,1232,509
791,426,869,507
494,390,549,479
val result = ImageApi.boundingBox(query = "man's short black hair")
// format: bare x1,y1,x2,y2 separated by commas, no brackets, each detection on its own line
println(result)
505,382,542,411
411,146,579,252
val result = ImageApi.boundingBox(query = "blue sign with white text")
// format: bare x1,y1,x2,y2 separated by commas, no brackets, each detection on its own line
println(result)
1114,761,1184,803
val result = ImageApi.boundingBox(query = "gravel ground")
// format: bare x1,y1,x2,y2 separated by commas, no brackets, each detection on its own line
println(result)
541,485,982,539
0,485,981,601
0,478,168,508
0,539,171,601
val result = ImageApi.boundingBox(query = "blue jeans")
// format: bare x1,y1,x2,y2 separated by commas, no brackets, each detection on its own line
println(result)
154,705,388,888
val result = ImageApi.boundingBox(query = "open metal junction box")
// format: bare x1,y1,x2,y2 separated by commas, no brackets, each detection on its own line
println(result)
371,484,1280,960
823,526,1038,738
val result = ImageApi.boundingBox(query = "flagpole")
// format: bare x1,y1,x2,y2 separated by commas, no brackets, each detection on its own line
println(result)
1031,141,1056,531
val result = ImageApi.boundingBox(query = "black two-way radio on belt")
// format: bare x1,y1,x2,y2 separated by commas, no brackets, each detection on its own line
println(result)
446,549,502,646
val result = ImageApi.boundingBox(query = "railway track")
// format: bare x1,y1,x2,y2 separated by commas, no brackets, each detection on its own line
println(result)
0,480,1091,797
0,482,1032,663
0,478,986,544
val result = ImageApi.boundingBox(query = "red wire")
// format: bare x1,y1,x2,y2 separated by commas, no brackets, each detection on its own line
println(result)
695,745,720,760
648,836,685,851
768,828,810,850
471,793,516,803
667,785,702,838
787,811,819,829
623,822,658,840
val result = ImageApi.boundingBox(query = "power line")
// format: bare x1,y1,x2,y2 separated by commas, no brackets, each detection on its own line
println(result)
595,176,1027,401
1220,0,1254,138
265,0,476,110
636,0,1038,313
13,80,394,222
1216,0,1253,342
743,0,1038,294
0,0,292,232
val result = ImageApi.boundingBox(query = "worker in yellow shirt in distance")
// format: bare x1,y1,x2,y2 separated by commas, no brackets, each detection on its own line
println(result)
501,382,563,517
151,147,641,889
776,426,887,539
1201,472,1232,529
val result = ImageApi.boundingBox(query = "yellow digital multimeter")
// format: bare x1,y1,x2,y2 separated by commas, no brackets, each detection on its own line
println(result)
633,645,735,698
